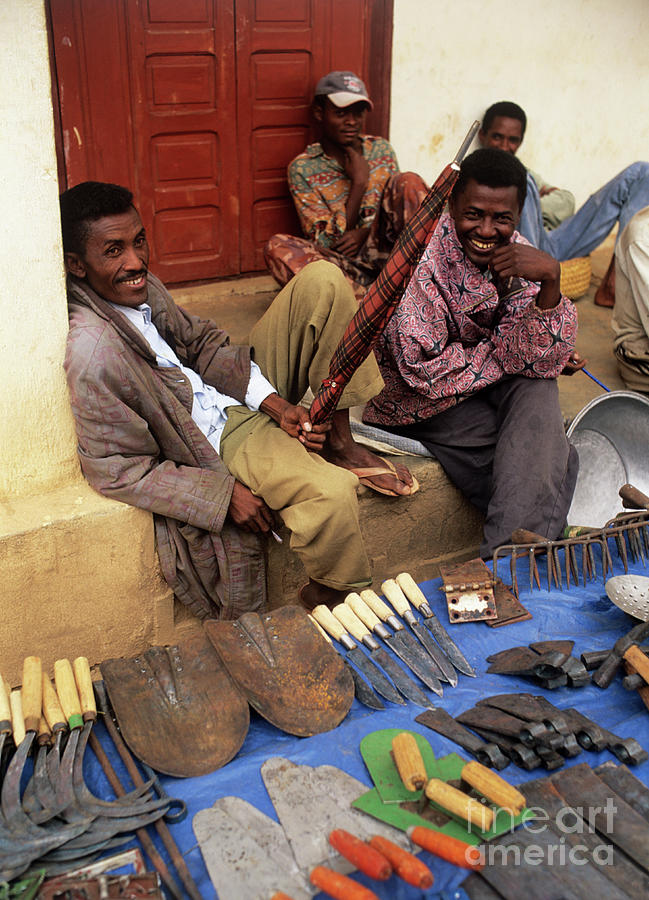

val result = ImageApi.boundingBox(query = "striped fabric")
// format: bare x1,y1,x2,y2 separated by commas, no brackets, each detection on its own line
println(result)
309,162,459,424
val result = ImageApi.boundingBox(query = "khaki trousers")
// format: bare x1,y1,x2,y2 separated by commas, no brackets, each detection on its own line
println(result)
220,261,384,591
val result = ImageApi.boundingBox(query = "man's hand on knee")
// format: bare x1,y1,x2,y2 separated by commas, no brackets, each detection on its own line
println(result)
331,226,369,257
227,481,276,533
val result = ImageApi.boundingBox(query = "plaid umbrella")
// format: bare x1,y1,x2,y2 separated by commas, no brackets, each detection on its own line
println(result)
309,121,480,425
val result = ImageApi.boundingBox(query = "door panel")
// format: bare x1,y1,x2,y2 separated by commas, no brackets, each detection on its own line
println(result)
49,0,134,189
127,0,240,283
235,0,327,271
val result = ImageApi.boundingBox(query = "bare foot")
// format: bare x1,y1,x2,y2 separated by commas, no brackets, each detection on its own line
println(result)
299,580,348,610
322,409,415,496
594,255,615,308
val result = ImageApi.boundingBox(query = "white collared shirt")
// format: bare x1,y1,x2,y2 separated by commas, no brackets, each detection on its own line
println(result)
110,302,275,453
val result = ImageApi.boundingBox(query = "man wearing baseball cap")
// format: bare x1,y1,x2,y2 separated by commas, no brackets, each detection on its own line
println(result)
265,71,427,298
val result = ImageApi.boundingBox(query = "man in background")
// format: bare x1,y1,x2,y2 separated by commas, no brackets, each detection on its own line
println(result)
479,100,649,307
265,71,427,298
612,205,649,392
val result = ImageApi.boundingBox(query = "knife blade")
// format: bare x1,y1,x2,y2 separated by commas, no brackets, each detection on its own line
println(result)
332,604,432,707
308,615,384,710
311,605,405,705
346,592,443,697
395,572,476,677
360,587,454,687
381,579,459,687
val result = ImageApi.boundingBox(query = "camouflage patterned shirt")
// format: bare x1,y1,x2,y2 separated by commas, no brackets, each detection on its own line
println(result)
287,136,399,248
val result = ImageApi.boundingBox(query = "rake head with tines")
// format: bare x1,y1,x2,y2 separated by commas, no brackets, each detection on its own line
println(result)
493,515,649,599
492,531,612,599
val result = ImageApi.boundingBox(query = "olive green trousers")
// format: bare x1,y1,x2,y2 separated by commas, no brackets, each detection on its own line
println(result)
220,261,384,591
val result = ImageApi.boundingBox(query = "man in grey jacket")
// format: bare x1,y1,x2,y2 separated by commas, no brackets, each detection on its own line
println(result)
61,182,414,619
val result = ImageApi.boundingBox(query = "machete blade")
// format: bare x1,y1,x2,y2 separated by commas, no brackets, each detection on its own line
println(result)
405,621,459,686
347,647,405,705
344,592,443,696
384,631,444,696
367,645,432,706
345,662,385,710
392,573,476,678
311,605,405,705
420,613,476,677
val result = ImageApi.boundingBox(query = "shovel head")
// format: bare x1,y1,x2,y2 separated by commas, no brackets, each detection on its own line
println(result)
101,632,249,777
205,605,353,736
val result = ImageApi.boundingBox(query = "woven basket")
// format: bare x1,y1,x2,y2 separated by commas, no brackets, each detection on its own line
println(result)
560,255,592,299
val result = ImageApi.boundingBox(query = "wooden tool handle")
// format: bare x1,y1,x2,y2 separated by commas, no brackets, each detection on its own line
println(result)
37,715,51,746
308,614,332,644
312,605,347,642
407,826,483,869
624,644,649,685
346,593,382,631
73,656,96,722
0,673,11,733
333,603,370,642
619,483,649,510
309,866,379,900
425,778,494,832
510,528,547,544
328,829,392,880
381,579,410,616
360,588,393,622
395,573,428,610
368,835,433,889
10,690,24,745
54,659,83,729
461,760,525,815
392,732,427,792
22,655,42,734
42,673,66,731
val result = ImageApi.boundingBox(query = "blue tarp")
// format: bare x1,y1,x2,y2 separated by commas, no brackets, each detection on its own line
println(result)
85,551,649,899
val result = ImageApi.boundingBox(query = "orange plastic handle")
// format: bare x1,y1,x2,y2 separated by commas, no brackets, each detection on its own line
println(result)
328,829,391,881
408,826,484,870
309,866,380,900
368,835,433,889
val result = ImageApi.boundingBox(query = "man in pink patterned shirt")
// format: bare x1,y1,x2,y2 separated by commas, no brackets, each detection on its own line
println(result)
364,148,582,554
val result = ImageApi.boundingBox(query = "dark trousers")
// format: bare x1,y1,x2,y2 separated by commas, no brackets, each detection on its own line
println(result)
389,377,579,556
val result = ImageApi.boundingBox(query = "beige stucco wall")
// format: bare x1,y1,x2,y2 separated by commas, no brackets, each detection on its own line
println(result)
0,0,80,501
0,0,173,686
391,0,649,209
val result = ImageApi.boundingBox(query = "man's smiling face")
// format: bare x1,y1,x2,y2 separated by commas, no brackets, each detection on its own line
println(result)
448,179,520,269
65,206,150,307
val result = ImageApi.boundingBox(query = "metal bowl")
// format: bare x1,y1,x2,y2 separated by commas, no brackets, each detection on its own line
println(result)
566,391,649,527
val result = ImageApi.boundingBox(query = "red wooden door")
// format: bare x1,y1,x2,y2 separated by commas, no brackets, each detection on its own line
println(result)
127,0,240,283
48,0,392,283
